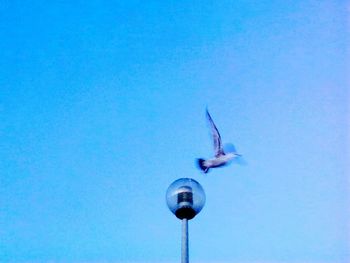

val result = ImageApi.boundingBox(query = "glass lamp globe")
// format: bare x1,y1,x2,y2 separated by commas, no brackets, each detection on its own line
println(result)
166,178,206,220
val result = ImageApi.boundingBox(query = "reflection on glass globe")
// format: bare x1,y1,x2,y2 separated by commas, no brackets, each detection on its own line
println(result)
166,178,205,220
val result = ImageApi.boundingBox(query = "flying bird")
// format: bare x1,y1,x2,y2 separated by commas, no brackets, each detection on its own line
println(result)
197,109,241,173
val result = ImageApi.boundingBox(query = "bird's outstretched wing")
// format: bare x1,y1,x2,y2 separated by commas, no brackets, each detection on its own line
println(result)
206,109,224,157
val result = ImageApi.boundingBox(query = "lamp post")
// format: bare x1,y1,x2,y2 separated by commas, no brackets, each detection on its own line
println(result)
166,178,206,263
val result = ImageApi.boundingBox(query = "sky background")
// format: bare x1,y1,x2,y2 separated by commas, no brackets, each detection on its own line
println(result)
1,1,349,262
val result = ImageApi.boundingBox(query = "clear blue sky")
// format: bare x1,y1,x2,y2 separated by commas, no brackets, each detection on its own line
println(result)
1,1,349,262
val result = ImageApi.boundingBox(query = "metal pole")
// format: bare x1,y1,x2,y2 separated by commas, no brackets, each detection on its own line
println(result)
181,218,189,263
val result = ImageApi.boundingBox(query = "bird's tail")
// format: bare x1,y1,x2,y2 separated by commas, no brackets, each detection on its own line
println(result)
197,158,209,173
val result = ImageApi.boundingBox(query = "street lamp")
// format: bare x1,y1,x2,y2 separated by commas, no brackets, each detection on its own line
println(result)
166,178,206,263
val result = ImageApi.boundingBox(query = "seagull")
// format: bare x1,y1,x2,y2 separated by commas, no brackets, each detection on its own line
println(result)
197,109,241,173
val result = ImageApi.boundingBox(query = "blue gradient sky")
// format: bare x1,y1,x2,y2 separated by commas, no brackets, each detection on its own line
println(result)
1,1,349,262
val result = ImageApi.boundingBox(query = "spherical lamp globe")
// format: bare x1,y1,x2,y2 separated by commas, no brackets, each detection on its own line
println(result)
166,178,205,220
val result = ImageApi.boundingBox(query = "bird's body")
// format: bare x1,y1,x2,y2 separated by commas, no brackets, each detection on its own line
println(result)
197,109,241,173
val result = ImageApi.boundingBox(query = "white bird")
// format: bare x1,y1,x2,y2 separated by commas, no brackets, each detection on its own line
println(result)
197,109,241,173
